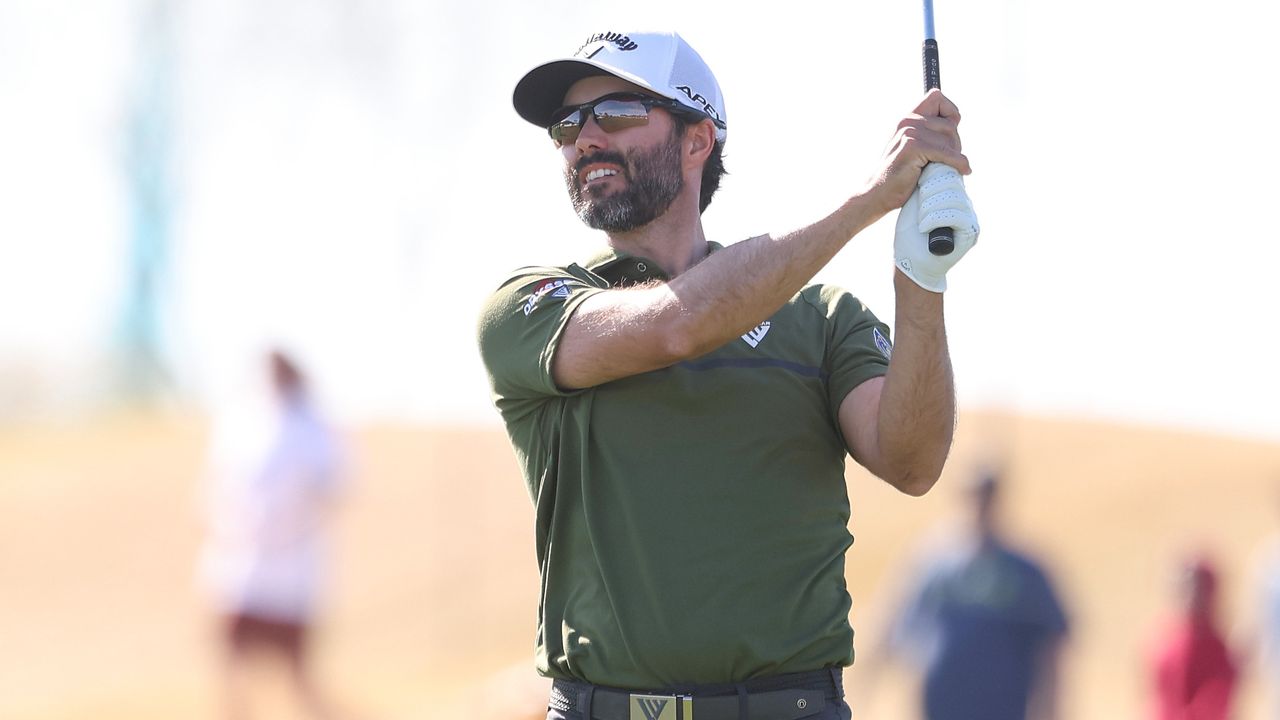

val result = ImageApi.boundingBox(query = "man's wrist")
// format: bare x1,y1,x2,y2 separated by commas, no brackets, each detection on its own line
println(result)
894,268,946,317
842,189,893,238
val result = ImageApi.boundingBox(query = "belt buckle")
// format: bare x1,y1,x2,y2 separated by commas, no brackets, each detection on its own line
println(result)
629,692,693,720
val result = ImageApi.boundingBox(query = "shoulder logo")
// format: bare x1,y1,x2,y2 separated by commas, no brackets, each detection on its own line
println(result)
522,278,572,316
741,321,770,348
873,327,893,359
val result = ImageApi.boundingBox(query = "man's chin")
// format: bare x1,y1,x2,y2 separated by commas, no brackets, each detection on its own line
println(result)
579,205,648,233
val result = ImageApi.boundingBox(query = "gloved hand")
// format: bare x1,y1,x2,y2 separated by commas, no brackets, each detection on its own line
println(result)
894,163,980,293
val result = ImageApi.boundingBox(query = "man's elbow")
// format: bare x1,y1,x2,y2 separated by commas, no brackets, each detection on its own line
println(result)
877,431,952,496
875,456,944,495
656,313,720,364
657,323,698,364
636,291,703,364
889,470,942,497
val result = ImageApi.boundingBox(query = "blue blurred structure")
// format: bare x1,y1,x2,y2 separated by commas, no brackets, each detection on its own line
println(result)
116,0,177,401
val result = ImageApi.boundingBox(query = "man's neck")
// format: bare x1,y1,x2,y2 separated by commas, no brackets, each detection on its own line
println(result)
603,197,708,277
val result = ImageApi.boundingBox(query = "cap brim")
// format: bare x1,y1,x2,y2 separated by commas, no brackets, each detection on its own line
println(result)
512,58,669,129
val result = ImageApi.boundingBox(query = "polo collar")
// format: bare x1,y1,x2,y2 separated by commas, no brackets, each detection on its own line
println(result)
584,241,724,288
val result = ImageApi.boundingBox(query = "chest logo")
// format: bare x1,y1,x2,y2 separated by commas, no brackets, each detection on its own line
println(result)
741,321,771,348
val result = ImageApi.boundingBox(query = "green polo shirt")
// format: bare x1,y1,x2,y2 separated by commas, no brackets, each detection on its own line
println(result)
476,242,892,689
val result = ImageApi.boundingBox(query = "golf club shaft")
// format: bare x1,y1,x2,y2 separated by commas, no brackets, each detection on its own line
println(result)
922,0,955,256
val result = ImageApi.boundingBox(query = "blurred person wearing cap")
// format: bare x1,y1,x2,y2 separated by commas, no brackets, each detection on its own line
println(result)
868,472,1069,720
198,350,349,720
1146,553,1238,720
478,29,980,720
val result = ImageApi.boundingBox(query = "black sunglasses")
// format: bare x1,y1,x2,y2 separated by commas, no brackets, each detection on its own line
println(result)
547,92,724,147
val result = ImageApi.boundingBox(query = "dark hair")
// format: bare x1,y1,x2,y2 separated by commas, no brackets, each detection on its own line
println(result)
669,114,727,213
699,139,726,213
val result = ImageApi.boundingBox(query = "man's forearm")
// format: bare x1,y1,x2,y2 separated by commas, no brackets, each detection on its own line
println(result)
662,193,886,358
874,270,955,494
552,192,888,390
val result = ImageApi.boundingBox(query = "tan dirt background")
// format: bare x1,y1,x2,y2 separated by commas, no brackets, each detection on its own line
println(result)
2,409,1277,719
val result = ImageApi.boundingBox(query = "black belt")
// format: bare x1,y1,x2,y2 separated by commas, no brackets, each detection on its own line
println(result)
550,667,841,720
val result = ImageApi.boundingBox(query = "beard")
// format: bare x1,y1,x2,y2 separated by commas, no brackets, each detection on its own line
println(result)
564,130,684,233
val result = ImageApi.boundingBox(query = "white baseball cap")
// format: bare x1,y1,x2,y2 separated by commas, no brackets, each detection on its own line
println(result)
513,30,727,143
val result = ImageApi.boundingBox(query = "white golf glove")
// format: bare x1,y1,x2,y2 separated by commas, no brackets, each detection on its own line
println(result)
894,162,980,293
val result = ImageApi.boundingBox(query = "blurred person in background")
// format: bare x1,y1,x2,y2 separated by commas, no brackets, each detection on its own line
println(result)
1146,552,1238,720
198,349,348,720
866,470,1069,720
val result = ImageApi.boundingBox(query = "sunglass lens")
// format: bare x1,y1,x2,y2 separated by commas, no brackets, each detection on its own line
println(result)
549,109,584,146
592,100,650,133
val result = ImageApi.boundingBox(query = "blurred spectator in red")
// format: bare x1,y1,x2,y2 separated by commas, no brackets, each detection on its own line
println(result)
1147,553,1239,720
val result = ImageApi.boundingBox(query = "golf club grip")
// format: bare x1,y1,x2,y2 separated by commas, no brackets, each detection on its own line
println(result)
923,39,941,92
921,38,955,255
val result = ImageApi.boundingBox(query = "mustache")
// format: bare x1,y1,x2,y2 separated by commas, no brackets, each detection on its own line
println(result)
574,151,629,179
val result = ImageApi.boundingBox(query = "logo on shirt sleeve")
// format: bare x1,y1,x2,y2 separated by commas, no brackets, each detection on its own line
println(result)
522,278,572,316
873,327,893,359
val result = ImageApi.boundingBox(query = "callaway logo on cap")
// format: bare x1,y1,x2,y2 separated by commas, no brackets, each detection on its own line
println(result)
513,30,728,143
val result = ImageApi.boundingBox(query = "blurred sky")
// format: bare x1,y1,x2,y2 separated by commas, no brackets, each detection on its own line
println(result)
1,0,1277,440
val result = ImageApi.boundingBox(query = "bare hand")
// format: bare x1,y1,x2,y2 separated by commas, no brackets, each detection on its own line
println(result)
863,90,970,216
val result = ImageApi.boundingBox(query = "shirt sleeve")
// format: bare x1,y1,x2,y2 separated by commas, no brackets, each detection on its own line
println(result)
812,285,892,420
476,265,608,407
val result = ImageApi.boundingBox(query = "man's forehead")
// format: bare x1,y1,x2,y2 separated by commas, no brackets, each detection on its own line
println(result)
563,75,655,106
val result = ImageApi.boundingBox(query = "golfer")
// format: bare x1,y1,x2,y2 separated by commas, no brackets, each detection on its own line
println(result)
477,29,979,720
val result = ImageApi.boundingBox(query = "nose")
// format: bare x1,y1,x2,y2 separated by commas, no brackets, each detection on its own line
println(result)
573,113,609,154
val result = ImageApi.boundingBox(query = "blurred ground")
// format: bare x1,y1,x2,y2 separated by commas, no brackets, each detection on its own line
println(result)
1,410,1276,719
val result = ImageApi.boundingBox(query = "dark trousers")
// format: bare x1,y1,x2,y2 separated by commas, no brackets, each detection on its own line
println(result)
545,667,852,720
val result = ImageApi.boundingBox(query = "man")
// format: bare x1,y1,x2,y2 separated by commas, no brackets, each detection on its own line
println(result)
877,472,1069,720
477,30,979,720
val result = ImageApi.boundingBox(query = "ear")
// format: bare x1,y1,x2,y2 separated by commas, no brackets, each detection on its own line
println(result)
684,119,716,170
